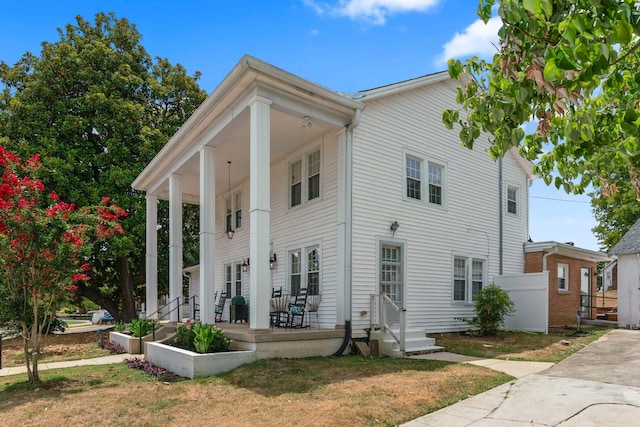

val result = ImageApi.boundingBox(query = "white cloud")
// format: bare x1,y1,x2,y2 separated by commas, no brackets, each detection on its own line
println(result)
437,16,501,65
304,0,442,25
310,29,320,36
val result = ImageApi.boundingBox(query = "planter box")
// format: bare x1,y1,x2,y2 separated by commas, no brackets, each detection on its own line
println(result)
145,342,256,379
109,331,153,354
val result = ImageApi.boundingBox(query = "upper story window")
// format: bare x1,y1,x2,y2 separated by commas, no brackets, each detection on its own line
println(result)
453,255,486,303
406,155,422,200
404,152,445,206
507,186,518,215
289,147,321,208
428,163,443,205
557,263,569,291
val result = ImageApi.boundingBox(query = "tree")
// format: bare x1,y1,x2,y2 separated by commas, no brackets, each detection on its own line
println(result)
443,0,640,200
0,12,207,320
591,167,640,249
0,143,125,383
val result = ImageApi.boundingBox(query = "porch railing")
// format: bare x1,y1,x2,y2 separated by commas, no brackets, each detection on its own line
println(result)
189,295,200,321
145,296,182,321
379,292,406,353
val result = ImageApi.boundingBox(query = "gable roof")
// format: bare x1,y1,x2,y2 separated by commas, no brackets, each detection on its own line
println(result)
610,217,640,255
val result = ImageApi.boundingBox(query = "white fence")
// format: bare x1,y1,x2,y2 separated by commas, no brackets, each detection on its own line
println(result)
494,272,549,333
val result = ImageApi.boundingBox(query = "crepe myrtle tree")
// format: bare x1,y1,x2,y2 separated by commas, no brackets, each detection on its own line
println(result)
0,143,125,383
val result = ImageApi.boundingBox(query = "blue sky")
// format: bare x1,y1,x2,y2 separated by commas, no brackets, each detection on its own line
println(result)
0,0,599,250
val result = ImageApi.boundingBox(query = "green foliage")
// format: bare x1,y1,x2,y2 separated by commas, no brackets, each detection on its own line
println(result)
0,12,206,321
175,320,229,354
114,320,126,332
231,295,245,305
129,318,152,338
456,284,515,336
444,0,640,200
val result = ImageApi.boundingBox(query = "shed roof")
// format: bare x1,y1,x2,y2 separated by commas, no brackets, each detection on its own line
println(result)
524,241,611,262
610,217,640,255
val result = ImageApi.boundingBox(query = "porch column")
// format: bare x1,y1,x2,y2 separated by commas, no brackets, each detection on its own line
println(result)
249,96,272,330
199,146,216,324
169,174,183,323
145,195,158,319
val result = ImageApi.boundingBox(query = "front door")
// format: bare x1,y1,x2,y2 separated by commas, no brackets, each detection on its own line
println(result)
581,267,591,319
380,243,403,324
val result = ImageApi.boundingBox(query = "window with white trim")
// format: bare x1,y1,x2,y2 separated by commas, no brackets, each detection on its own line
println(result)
381,244,403,303
234,190,242,228
507,186,518,215
289,147,321,208
289,245,320,295
226,190,242,230
428,162,443,205
453,256,486,302
406,155,422,200
558,263,569,291
225,264,232,297
234,263,242,296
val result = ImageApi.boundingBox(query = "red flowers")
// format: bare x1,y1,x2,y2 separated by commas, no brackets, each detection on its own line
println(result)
71,273,91,282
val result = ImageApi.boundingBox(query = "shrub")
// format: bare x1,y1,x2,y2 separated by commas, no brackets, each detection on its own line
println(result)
129,318,152,337
124,357,182,382
114,320,126,332
173,320,229,353
456,284,515,336
174,321,196,350
102,340,126,354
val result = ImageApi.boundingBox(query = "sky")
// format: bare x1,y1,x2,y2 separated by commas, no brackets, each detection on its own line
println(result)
0,0,600,251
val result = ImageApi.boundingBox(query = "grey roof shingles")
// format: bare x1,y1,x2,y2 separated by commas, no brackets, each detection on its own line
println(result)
610,217,640,255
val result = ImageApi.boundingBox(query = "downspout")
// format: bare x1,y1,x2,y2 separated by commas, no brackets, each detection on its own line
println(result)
499,156,503,275
542,246,559,272
334,109,360,356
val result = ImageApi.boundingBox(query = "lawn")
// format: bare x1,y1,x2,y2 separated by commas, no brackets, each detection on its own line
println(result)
0,357,511,427
434,326,612,363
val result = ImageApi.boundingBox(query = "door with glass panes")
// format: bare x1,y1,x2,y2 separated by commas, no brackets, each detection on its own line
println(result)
380,243,403,324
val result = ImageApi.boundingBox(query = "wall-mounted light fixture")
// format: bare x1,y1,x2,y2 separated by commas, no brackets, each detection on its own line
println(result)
225,161,235,239
390,221,400,237
269,253,278,270
302,115,312,129
241,258,250,272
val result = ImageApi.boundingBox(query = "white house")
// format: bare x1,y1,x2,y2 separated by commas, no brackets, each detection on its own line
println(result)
132,55,535,352
610,217,640,328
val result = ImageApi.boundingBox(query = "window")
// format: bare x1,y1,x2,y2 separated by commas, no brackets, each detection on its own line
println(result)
453,256,485,302
234,190,242,228
289,245,320,295
558,263,569,291
428,163,443,205
507,186,518,215
289,147,321,208
234,263,242,296
226,190,242,230
225,264,232,298
406,155,422,200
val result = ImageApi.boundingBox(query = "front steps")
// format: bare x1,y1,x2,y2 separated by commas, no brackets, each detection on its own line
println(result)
371,327,443,358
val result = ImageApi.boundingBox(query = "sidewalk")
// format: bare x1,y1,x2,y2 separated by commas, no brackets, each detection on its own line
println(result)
0,353,132,377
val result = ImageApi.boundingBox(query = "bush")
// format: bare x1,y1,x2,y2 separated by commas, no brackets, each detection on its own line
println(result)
456,284,515,336
124,357,182,382
173,320,229,353
231,295,245,305
129,318,152,338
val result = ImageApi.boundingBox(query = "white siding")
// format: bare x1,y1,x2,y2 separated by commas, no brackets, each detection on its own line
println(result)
351,79,530,333
208,132,342,329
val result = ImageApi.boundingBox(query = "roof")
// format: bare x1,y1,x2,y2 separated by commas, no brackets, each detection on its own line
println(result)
610,217,640,255
524,241,611,262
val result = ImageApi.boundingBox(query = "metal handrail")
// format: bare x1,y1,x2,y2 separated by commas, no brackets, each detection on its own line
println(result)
145,296,182,321
380,292,406,352
189,295,200,320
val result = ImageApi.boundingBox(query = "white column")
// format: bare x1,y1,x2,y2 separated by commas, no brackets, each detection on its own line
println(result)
249,96,272,330
169,174,183,323
199,146,216,324
145,195,159,319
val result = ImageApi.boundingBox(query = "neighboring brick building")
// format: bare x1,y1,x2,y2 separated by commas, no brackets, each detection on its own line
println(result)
524,242,611,327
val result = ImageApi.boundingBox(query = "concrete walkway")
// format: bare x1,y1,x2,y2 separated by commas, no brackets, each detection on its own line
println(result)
0,353,131,377
403,329,640,426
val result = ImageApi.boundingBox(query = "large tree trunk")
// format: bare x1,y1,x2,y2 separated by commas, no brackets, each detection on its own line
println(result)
116,255,138,321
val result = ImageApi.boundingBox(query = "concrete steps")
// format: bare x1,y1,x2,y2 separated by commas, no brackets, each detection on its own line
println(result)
373,328,444,358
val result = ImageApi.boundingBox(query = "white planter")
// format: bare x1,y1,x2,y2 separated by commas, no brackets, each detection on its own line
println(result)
109,331,152,354
145,342,256,379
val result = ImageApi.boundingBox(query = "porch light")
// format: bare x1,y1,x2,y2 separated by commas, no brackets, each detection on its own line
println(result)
302,116,312,129
269,253,277,270
226,161,234,239
390,221,399,237
242,258,250,272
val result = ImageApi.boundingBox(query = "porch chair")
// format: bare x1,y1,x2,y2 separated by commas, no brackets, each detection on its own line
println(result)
306,294,321,329
270,287,285,328
287,287,309,329
214,291,227,322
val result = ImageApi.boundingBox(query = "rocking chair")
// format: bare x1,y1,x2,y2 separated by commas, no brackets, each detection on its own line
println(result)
287,287,309,329
214,291,227,322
